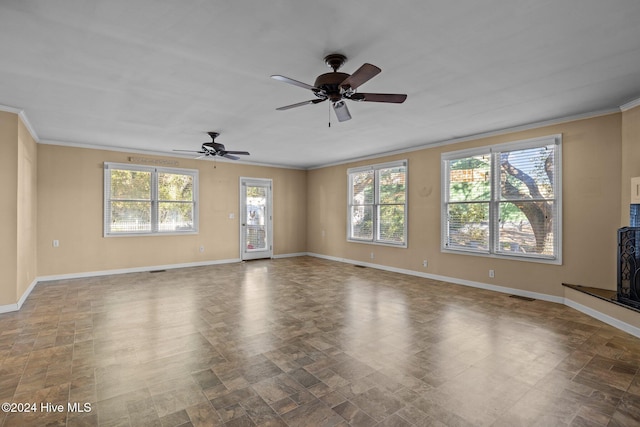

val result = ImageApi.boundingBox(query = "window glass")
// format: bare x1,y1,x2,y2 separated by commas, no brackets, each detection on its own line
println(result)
348,161,407,247
442,136,560,262
104,163,198,236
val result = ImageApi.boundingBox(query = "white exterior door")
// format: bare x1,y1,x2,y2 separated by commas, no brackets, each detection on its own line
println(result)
240,178,273,260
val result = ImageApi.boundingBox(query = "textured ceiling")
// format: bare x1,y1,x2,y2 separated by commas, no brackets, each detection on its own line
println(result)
1,0,640,168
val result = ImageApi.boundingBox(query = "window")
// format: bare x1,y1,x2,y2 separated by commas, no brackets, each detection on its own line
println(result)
442,135,561,262
348,160,407,247
104,162,198,236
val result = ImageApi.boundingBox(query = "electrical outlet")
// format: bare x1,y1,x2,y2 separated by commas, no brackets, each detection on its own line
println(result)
53,240,59,247
489,269,495,278
199,246,205,253
423,260,428,268
370,252,375,259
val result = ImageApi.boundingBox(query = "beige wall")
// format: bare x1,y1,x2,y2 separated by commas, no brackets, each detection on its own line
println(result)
0,107,634,308
0,112,37,306
0,112,19,305
307,113,623,297
17,117,38,298
621,105,640,224
37,144,307,276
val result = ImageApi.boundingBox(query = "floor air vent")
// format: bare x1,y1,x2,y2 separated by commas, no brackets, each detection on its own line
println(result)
509,295,535,301
149,270,166,273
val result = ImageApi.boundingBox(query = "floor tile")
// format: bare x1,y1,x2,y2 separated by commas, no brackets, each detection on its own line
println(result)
2,257,640,426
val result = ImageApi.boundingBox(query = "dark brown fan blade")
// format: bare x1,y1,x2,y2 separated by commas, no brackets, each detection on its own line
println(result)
340,63,381,90
271,75,318,91
333,101,352,122
349,93,407,103
276,98,326,111
224,150,250,155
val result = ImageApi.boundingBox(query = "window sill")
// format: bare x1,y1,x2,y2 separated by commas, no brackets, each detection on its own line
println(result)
348,239,407,249
104,230,198,238
441,247,561,265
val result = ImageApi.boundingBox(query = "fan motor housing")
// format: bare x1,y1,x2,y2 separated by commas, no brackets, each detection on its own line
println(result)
314,72,350,101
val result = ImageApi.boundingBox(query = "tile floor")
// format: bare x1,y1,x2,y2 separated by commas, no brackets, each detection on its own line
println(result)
1,256,640,426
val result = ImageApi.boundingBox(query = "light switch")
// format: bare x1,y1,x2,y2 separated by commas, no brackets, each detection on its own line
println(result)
632,177,640,203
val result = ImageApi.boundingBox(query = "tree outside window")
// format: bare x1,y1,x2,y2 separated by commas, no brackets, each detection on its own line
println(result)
104,163,198,236
348,160,407,247
442,135,561,262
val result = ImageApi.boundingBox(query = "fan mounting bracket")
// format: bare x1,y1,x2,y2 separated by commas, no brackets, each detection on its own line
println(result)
324,53,347,72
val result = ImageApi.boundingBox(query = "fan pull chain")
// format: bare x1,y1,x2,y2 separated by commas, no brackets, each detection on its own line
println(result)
328,102,331,128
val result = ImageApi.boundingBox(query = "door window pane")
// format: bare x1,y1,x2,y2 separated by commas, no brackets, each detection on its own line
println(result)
246,185,267,250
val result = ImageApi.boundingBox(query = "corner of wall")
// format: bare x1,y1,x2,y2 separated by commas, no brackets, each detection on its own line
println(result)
0,111,19,306
621,101,640,225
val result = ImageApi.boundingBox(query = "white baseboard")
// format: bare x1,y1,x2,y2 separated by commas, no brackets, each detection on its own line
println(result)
5,253,640,339
0,259,241,314
306,252,564,304
0,303,19,314
17,278,39,308
564,297,640,338
307,252,640,337
0,278,39,314
272,252,309,259
37,258,241,282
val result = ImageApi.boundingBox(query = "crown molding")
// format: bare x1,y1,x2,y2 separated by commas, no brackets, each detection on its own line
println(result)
620,96,640,112
3,98,636,170
309,107,619,170
0,104,22,114
38,138,305,170
0,104,40,142
18,110,39,142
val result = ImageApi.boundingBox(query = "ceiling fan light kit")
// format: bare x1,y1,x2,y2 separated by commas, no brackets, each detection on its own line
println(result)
271,53,407,122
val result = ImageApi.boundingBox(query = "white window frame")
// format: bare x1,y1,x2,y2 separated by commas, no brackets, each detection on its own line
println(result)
104,162,198,237
347,159,408,247
441,135,562,264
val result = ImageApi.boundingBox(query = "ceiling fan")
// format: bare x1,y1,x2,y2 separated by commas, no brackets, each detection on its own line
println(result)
173,132,250,160
271,53,407,122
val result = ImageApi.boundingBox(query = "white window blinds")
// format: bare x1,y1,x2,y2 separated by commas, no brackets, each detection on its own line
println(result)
104,163,198,236
442,135,561,262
